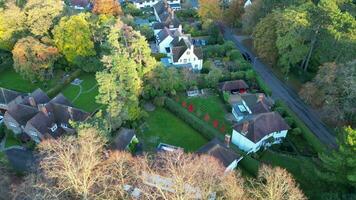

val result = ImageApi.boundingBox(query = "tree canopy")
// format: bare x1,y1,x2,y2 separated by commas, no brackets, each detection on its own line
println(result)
92,0,122,16
53,13,95,62
12,36,59,81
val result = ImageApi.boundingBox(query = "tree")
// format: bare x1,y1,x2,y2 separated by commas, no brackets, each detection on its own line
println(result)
300,61,356,125
96,22,157,130
24,0,63,36
136,151,247,200
13,127,137,200
92,0,122,16
12,36,59,81
0,2,26,50
138,25,154,41
248,165,306,200
223,0,245,28
318,126,356,188
205,66,222,87
275,8,310,75
53,13,95,62
252,12,278,66
198,0,222,24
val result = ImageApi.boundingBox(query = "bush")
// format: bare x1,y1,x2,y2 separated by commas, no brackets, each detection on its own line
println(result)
153,96,166,107
164,98,223,141
151,53,166,61
285,116,296,128
244,69,256,81
255,75,272,96
47,69,81,97
231,71,245,79
275,107,286,116
0,124,5,141
292,127,302,135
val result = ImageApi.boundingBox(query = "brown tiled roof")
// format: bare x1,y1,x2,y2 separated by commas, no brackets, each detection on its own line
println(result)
218,80,249,91
250,101,271,114
0,87,23,106
197,138,241,167
112,128,136,150
50,93,73,107
233,112,290,143
6,103,38,126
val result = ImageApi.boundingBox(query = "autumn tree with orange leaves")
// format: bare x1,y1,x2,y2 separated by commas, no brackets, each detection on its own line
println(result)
12,36,59,81
93,0,123,16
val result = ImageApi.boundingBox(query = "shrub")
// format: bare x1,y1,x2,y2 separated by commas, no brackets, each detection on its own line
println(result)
292,127,302,136
231,71,245,79
285,117,296,128
256,75,272,96
47,69,81,97
153,96,166,107
275,107,286,116
151,53,166,61
244,69,256,81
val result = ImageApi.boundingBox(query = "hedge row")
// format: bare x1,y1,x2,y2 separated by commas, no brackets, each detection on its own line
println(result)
255,75,272,96
274,100,326,154
47,69,82,97
164,97,260,175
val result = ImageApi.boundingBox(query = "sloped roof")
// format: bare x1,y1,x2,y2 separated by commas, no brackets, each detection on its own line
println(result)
197,138,241,167
172,46,187,62
250,101,271,114
233,112,290,143
6,103,38,126
112,128,136,150
49,93,73,107
218,80,249,91
157,27,172,43
70,0,89,7
193,47,203,59
0,87,23,105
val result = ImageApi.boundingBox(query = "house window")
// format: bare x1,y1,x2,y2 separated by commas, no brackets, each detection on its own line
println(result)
183,59,187,63
165,47,171,53
50,124,58,132
61,123,68,129
186,51,190,55
193,58,196,61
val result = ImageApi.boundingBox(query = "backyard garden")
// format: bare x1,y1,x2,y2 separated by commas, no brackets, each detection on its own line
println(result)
137,107,208,152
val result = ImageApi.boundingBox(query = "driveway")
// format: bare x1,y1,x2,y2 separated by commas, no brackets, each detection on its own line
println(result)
219,23,337,149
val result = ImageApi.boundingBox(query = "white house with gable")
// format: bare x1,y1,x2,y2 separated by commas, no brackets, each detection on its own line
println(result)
231,112,290,153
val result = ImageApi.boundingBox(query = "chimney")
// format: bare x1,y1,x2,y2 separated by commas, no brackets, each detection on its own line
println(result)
257,94,264,102
38,104,49,116
29,96,36,107
68,107,74,119
225,134,231,148
242,121,249,135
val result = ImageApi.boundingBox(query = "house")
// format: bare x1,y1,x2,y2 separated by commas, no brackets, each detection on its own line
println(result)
0,87,23,111
197,138,243,172
112,128,138,151
4,89,90,143
218,80,249,94
230,93,273,122
131,0,181,10
169,37,203,70
152,0,182,34
156,27,178,53
231,112,290,153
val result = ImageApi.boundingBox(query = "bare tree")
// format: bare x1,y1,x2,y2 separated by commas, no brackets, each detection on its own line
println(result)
247,165,306,200
135,151,247,200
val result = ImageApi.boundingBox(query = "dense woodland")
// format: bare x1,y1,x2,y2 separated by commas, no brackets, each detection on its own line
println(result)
0,0,355,199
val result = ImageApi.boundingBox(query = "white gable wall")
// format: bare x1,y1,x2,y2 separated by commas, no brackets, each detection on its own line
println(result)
172,48,203,70
232,129,288,153
158,36,174,54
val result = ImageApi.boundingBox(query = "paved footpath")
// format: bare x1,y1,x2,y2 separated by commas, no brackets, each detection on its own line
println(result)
219,23,337,149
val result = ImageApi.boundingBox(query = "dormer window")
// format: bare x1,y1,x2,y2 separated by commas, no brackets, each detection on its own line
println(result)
61,123,68,129
186,51,190,55
50,124,58,132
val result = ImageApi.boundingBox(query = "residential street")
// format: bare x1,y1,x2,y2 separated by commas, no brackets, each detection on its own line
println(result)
219,23,337,149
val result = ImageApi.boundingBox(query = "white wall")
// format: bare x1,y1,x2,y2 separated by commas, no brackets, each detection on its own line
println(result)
158,36,174,53
134,0,181,9
232,129,288,153
172,48,202,70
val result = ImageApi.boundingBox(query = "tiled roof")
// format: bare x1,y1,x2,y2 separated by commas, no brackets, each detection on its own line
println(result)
197,138,241,167
233,112,290,143
218,80,249,92
0,87,23,106
112,128,136,150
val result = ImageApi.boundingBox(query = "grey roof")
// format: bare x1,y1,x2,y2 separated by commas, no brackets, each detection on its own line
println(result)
157,27,172,42
197,138,241,167
49,93,73,107
0,87,23,106
233,112,290,143
193,47,203,59
172,46,187,62
171,38,203,62
29,88,50,105
112,128,136,150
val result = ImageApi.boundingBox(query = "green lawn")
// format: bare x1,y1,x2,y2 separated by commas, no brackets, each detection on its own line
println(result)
138,107,208,152
177,93,232,134
61,73,100,113
0,68,64,93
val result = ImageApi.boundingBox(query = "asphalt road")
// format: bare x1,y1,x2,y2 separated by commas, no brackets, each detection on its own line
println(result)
219,23,337,149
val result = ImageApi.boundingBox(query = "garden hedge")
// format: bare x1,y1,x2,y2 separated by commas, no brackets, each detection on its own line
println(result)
255,75,272,96
274,100,326,154
47,69,82,97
